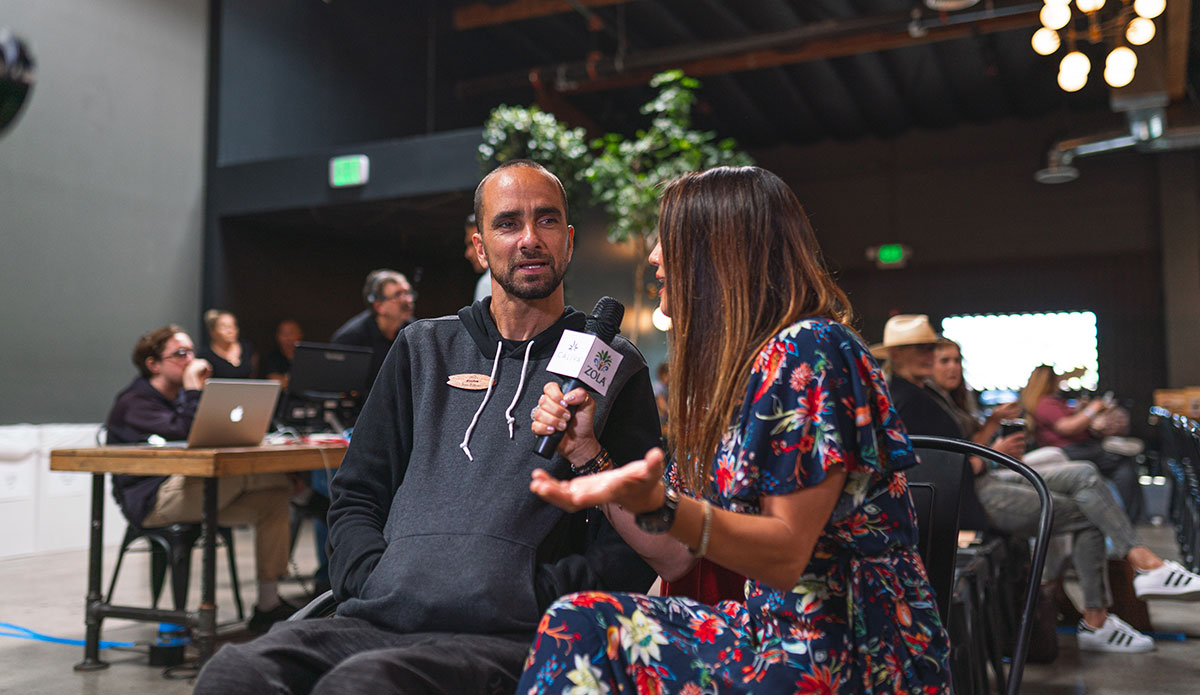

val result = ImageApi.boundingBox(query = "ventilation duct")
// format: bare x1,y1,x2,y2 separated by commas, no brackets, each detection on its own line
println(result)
1035,100,1200,183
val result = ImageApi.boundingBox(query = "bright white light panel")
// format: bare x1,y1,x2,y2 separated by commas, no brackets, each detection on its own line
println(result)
941,312,1098,392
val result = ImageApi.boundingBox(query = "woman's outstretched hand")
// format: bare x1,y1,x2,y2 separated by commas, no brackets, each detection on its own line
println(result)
530,447,668,514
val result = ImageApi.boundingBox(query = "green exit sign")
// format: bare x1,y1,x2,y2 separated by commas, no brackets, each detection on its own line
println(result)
866,243,911,269
329,154,370,188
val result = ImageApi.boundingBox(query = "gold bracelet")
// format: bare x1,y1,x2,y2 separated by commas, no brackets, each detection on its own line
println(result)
690,500,713,558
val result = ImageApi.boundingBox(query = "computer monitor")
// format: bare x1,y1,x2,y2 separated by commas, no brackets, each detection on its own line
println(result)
284,342,373,434
289,342,373,399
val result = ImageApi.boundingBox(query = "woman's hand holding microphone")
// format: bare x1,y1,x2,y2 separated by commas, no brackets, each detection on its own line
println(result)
529,380,665,515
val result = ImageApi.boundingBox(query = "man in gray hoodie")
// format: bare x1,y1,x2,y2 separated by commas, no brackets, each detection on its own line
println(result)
194,160,661,695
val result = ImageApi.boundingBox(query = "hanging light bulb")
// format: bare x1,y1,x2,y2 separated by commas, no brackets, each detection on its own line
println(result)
1060,50,1091,78
1076,0,1105,12
1106,46,1138,73
1126,17,1156,45
1058,69,1088,92
1133,0,1166,20
1104,63,1136,88
1040,3,1072,30
651,307,672,332
1032,27,1061,55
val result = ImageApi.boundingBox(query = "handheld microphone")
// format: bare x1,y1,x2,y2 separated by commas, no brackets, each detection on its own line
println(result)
534,297,625,459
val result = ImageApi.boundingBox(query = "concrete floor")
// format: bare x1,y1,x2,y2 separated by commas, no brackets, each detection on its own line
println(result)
2,524,1199,694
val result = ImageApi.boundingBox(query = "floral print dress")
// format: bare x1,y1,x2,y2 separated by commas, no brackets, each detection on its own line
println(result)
517,318,951,695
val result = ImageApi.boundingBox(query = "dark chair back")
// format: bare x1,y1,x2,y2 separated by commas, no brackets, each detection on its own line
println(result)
905,448,969,622
909,435,1053,695
289,588,337,621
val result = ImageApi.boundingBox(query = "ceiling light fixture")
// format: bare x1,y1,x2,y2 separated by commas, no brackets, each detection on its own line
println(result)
1031,0,1165,91
923,0,982,10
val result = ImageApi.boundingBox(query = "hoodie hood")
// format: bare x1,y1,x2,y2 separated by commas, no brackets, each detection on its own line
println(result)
458,298,585,361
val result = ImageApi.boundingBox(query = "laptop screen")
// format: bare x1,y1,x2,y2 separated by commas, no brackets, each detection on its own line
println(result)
187,379,280,448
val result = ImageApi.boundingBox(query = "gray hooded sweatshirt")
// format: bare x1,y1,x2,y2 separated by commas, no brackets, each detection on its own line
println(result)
328,299,660,636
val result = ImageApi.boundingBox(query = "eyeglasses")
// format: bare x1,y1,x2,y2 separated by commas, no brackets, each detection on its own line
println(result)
159,348,195,360
384,290,417,302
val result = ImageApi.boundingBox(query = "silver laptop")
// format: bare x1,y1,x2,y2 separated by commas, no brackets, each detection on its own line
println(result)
186,379,281,448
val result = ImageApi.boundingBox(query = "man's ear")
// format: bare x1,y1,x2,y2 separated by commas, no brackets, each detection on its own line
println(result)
565,224,575,264
473,231,490,270
144,356,161,376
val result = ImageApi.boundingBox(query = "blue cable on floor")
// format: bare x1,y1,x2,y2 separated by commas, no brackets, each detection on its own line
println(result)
0,622,136,649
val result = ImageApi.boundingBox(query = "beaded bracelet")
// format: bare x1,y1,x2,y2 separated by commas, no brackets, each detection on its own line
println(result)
571,447,613,476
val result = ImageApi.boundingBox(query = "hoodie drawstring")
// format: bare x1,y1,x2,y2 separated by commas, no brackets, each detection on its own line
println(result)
459,341,503,461
503,340,535,439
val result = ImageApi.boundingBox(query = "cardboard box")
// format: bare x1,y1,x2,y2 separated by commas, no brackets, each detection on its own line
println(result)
1155,388,1200,419
1187,388,1200,420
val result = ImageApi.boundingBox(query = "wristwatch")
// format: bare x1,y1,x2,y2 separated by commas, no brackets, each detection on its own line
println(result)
635,486,679,533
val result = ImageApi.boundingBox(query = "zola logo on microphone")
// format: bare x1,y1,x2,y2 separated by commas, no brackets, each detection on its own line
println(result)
547,329,623,396
229,406,244,423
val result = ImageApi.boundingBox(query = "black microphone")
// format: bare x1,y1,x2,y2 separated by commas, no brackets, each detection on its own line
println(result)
534,297,625,459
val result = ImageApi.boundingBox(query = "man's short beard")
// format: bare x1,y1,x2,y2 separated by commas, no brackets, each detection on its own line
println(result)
489,256,565,300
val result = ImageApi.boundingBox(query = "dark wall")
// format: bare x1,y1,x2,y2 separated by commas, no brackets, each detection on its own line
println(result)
216,0,430,165
755,110,1170,437
216,194,477,360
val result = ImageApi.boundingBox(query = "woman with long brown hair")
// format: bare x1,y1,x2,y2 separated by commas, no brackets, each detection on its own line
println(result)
520,166,950,694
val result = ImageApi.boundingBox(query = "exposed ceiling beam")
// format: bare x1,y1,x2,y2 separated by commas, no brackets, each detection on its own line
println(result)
454,0,632,30
1165,0,1192,101
457,3,1042,97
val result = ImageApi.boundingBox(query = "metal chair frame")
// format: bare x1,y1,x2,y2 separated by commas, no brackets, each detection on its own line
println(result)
909,435,1054,695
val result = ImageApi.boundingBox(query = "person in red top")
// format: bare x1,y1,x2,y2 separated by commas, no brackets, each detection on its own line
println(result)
1022,365,1141,520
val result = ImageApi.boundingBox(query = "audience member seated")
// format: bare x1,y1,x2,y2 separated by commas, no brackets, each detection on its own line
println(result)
263,318,302,389
198,308,256,379
1022,364,1143,521
193,160,660,695
885,318,1200,653
330,268,415,394
519,166,951,694
464,213,491,303
105,324,296,632
651,360,669,427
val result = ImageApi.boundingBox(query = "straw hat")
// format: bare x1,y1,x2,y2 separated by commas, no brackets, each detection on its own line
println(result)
870,314,940,358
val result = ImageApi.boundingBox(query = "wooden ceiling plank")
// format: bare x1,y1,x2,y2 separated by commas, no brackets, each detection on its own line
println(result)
560,11,1041,94
454,0,632,30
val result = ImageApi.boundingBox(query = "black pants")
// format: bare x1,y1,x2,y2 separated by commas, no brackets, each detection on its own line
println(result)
193,617,531,695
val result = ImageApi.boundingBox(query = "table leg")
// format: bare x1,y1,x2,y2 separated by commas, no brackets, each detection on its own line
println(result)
74,473,108,671
195,477,219,663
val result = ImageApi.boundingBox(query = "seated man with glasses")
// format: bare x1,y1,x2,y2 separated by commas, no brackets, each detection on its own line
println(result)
331,269,417,394
105,324,297,632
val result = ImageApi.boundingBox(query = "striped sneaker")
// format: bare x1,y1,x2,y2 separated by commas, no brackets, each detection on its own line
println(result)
1133,559,1200,601
1076,615,1154,653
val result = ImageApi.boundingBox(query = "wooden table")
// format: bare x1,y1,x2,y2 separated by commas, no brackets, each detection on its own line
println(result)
50,443,346,670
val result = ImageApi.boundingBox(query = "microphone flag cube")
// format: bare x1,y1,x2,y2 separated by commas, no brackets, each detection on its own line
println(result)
545,329,623,397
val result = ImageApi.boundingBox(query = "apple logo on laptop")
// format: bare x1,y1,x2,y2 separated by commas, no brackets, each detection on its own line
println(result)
229,405,244,423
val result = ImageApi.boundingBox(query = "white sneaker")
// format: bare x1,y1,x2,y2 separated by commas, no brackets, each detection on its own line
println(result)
1076,615,1154,653
1133,559,1200,601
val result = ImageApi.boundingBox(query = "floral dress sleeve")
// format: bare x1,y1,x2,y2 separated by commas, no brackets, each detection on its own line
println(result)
728,320,917,505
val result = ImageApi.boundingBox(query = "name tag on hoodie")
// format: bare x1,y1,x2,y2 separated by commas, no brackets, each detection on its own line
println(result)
447,373,495,390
